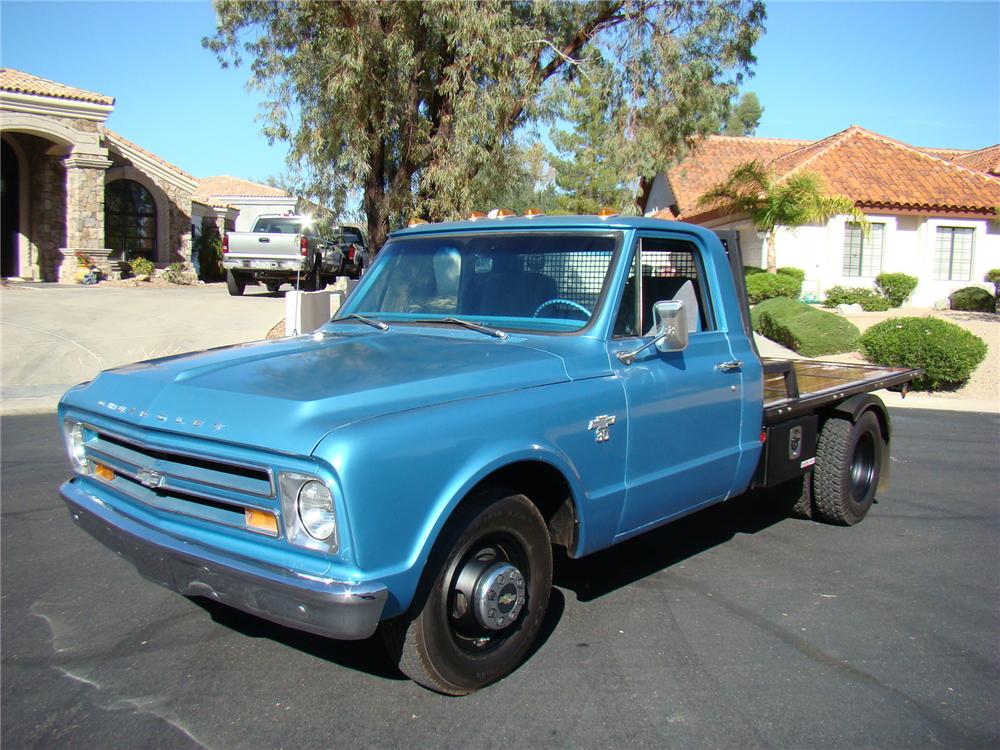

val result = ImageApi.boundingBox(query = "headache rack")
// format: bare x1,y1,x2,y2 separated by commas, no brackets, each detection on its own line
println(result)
762,358,921,425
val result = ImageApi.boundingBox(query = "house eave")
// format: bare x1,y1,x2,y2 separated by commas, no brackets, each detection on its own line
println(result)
0,91,114,122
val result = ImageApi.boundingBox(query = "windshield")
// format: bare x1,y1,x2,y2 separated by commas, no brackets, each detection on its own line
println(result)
340,231,620,333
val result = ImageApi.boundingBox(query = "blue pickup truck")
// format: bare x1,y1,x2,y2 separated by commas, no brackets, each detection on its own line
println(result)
59,215,917,694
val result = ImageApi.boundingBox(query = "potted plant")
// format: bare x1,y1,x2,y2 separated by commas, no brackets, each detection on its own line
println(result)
74,252,94,283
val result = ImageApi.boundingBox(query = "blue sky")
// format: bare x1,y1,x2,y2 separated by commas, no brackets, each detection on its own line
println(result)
2,0,998,186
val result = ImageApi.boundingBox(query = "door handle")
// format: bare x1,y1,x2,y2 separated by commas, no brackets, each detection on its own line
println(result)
716,360,743,372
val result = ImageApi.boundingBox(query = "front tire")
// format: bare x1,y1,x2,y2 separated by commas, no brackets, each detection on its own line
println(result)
226,270,246,296
382,489,552,695
813,412,884,525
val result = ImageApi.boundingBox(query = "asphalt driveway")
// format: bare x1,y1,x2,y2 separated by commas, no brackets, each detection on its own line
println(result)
2,408,998,748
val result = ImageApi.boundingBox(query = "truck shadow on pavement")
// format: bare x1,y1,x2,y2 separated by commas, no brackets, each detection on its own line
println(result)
188,583,567,684
187,489,789,684
554,489,791,603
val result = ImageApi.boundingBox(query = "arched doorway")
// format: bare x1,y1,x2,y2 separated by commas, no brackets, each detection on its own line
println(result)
1,139,20,277
105,179,157,261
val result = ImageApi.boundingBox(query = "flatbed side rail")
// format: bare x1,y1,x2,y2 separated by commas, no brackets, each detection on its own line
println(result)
762,358,921,424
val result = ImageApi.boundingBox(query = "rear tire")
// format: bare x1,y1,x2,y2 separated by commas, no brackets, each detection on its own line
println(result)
382,489,552,695
303,260,324,291
226,270,246,297
772,472,814,519
813,412,884,525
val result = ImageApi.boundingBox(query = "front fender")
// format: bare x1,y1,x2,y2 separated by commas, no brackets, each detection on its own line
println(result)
313,377,627,617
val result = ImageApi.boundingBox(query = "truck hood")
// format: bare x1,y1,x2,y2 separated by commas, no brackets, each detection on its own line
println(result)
61,329,570,456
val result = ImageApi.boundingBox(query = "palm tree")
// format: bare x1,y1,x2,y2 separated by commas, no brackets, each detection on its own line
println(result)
697,160,869,272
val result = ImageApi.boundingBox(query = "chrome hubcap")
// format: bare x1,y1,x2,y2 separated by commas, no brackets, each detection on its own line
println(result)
451,550,528,635
473,562,526,630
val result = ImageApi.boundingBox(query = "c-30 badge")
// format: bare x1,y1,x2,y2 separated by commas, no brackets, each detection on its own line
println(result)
588,415,616,443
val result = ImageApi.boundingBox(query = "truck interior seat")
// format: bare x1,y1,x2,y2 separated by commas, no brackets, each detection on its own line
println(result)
615,276,703,337
473,271,558,317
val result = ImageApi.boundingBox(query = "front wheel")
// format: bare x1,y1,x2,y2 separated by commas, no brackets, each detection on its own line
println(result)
382,489,552,695
226,270,246,296
813,411,884,525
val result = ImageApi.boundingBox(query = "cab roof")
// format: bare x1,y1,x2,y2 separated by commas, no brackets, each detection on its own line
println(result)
390,214,716,240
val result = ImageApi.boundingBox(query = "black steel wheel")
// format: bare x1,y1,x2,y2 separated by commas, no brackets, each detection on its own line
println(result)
226,270,246,297
382,489,552,695
813,412,884,525
265,281,282,294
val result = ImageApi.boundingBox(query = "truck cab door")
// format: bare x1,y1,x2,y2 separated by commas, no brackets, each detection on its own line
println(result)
608,234,744,537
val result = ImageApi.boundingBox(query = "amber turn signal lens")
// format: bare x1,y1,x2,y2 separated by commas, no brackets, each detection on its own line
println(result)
597,207,618,218
407,218,428,227
467,211,487,221
523,208,545,218
245,508,279,536
93,462,115,481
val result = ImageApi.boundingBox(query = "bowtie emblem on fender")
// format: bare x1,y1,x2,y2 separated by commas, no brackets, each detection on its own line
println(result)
588,415,616,443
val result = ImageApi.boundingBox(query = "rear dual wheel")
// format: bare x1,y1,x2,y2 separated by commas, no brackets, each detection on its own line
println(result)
813,411,884,525
382,489,552,695
779,411,885,525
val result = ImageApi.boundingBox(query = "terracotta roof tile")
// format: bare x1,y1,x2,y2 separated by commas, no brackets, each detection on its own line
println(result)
661,135,809,217
194,175,291,199
948,144,1000,176
0,68,114,106
663,126,1000,220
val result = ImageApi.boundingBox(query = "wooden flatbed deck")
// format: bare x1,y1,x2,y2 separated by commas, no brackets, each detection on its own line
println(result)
762,358,920,424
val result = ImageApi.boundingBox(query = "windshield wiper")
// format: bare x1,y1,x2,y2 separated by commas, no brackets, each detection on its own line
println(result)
415,317,508,341
332,313,389,331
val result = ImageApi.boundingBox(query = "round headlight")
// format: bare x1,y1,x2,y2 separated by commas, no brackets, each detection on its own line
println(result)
297,480,336,540
65,421,87,472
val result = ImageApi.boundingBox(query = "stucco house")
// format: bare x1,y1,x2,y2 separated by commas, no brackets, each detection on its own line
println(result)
0,68,298,282
644,126,1000,307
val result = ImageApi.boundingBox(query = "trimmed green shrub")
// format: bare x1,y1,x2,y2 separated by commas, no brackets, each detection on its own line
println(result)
822,285,891,311
949,286,994,312
744,265,767,276
746,272,801,305
874,273,918,308
985,268,1000,311
776,267,806,284
128,257,155,278
860,317,988,390
751,297,860,357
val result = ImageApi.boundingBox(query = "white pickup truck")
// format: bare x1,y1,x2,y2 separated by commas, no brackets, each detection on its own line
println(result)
222,215,344,295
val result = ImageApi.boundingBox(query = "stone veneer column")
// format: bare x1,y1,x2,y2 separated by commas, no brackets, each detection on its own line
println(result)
59,152,113,282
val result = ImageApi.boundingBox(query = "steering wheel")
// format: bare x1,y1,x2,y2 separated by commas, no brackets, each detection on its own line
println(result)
532,298,591,319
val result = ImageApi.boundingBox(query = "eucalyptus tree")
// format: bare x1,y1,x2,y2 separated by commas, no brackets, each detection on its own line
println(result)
206,0,765,249
698,160,869,272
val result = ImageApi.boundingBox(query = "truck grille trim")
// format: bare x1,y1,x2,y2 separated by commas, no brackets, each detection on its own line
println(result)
87,428,274,499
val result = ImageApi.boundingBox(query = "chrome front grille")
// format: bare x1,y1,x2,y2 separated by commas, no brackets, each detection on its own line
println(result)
82,425,279,532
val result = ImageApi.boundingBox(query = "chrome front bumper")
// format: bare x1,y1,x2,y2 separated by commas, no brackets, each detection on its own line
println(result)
60,479,387,640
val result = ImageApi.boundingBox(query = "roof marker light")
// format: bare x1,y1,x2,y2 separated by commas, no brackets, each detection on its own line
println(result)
487,208,516,219
408,218,428,227
468,211,487,221
597,207,619,219
523,208,546,218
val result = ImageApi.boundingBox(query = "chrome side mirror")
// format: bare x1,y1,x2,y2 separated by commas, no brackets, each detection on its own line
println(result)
652,300,688,353
616,300,689,365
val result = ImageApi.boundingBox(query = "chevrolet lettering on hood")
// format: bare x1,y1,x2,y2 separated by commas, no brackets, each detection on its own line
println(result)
96,400,224,431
